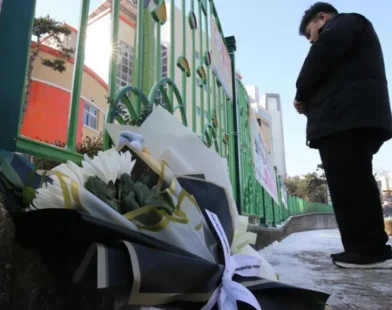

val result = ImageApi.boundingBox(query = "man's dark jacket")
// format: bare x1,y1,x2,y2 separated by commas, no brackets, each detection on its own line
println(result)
295,13,392,148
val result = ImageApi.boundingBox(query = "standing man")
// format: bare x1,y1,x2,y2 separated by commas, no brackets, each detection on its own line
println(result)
295,2,392,268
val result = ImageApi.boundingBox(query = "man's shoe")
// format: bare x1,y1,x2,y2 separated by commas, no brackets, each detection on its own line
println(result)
330,252,345,259
332,250,392,269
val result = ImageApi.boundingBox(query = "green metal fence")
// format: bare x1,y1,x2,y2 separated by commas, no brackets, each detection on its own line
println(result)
0,0,333,226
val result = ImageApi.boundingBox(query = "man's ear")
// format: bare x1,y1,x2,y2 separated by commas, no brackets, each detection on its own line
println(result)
318,12,328,22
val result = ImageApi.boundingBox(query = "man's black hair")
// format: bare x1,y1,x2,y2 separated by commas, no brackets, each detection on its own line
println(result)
299,2,338,36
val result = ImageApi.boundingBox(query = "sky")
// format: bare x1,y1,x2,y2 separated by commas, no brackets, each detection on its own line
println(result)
35,0,392,176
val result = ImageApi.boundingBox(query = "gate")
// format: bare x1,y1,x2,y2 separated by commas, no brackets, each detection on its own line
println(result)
0,0,333,226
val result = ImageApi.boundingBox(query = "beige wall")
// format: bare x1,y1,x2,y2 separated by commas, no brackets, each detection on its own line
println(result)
31,47,108,139
85,12,136,85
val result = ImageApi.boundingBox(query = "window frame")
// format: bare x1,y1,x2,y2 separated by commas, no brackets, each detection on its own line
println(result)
83,101,98,130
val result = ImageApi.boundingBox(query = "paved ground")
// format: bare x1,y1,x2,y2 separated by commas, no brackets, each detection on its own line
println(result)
260,229,392,310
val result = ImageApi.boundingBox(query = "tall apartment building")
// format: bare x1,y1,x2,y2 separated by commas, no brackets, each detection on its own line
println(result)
260,93,287,178
245,85,273,154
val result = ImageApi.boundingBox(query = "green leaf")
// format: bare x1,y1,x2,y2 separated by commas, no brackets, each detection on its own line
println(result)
120,191,140,213
107,181,116,200
23,186,36,207
132,181,152,206
146,186,175,214
118,173,134,201
84,176,120,212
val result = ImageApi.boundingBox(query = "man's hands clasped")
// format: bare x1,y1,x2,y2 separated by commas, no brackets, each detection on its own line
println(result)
294,100,306,115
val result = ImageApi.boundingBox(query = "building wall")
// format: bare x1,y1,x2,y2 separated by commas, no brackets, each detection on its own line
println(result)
85,12,137,86
85,12,113,84
262,93,287,178
378,173,392,192
245,85,259,105
20,45,108,144
246,85,273,156
20,80,84,144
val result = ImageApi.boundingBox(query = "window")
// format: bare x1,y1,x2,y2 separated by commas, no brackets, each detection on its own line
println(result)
196,106,201,116
83,102,98,129
116,41,134,88
195,51,200,59
161,45,168,78
156,45,169,106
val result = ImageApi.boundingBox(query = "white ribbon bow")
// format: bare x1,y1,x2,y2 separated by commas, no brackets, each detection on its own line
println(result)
202,210,262,310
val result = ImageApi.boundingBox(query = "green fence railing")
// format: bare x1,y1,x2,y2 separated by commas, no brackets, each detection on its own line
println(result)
0,0,333,227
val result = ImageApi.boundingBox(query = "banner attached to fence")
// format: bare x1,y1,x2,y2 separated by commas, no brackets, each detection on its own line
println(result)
210,17,233,99
279,176,288,209
249,109,279,204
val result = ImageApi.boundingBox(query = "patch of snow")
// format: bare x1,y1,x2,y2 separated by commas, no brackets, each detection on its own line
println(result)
259,229,392,309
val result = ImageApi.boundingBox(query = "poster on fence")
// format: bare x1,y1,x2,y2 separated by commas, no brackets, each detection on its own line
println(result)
280,176,288,209
210,16,233,99
249,109,279,204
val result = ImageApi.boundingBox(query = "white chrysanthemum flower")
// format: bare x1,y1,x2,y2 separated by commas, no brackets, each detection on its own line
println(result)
81,149,135,184
32,177,76,209
53,161,85,185
31,149,136,210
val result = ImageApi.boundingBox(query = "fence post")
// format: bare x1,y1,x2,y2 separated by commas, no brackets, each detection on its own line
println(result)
66,0,90,152
226,36,242,214
259,187,268,227
274,166,282,224
271,196,276,227
0,0,36,152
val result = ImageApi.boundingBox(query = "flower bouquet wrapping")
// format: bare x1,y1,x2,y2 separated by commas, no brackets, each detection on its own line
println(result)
0,107,329,309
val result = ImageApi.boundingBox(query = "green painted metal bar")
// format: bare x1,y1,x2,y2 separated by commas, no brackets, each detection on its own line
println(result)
0,0,36,152
104,0,120,150
66,0,90,152
211,2,224,38
198,2,205,134
155,10,162,84
134,0,145,90
204,3,211,119
271,196,277,227
109,0,120,100
143,7,156,95
274,166,282,224
227,36,242,215
191,0,197,132
169,0,175,105
220,86,226,157
17,137,83,164
212,74,218,151
181,0,187,111
227,99,237,199
217,81,223,155
260,187,268,226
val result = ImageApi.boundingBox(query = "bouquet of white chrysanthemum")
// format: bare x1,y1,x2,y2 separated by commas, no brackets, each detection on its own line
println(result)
28,143,217,262
0,106,330,310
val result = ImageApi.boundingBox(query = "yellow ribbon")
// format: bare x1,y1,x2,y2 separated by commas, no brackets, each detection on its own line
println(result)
46,171,85,212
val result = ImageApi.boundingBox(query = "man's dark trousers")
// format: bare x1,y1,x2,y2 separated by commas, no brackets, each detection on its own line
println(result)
317,128,389,256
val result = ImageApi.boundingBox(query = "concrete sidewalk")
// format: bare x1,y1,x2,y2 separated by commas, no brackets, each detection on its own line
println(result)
260,229,392,310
